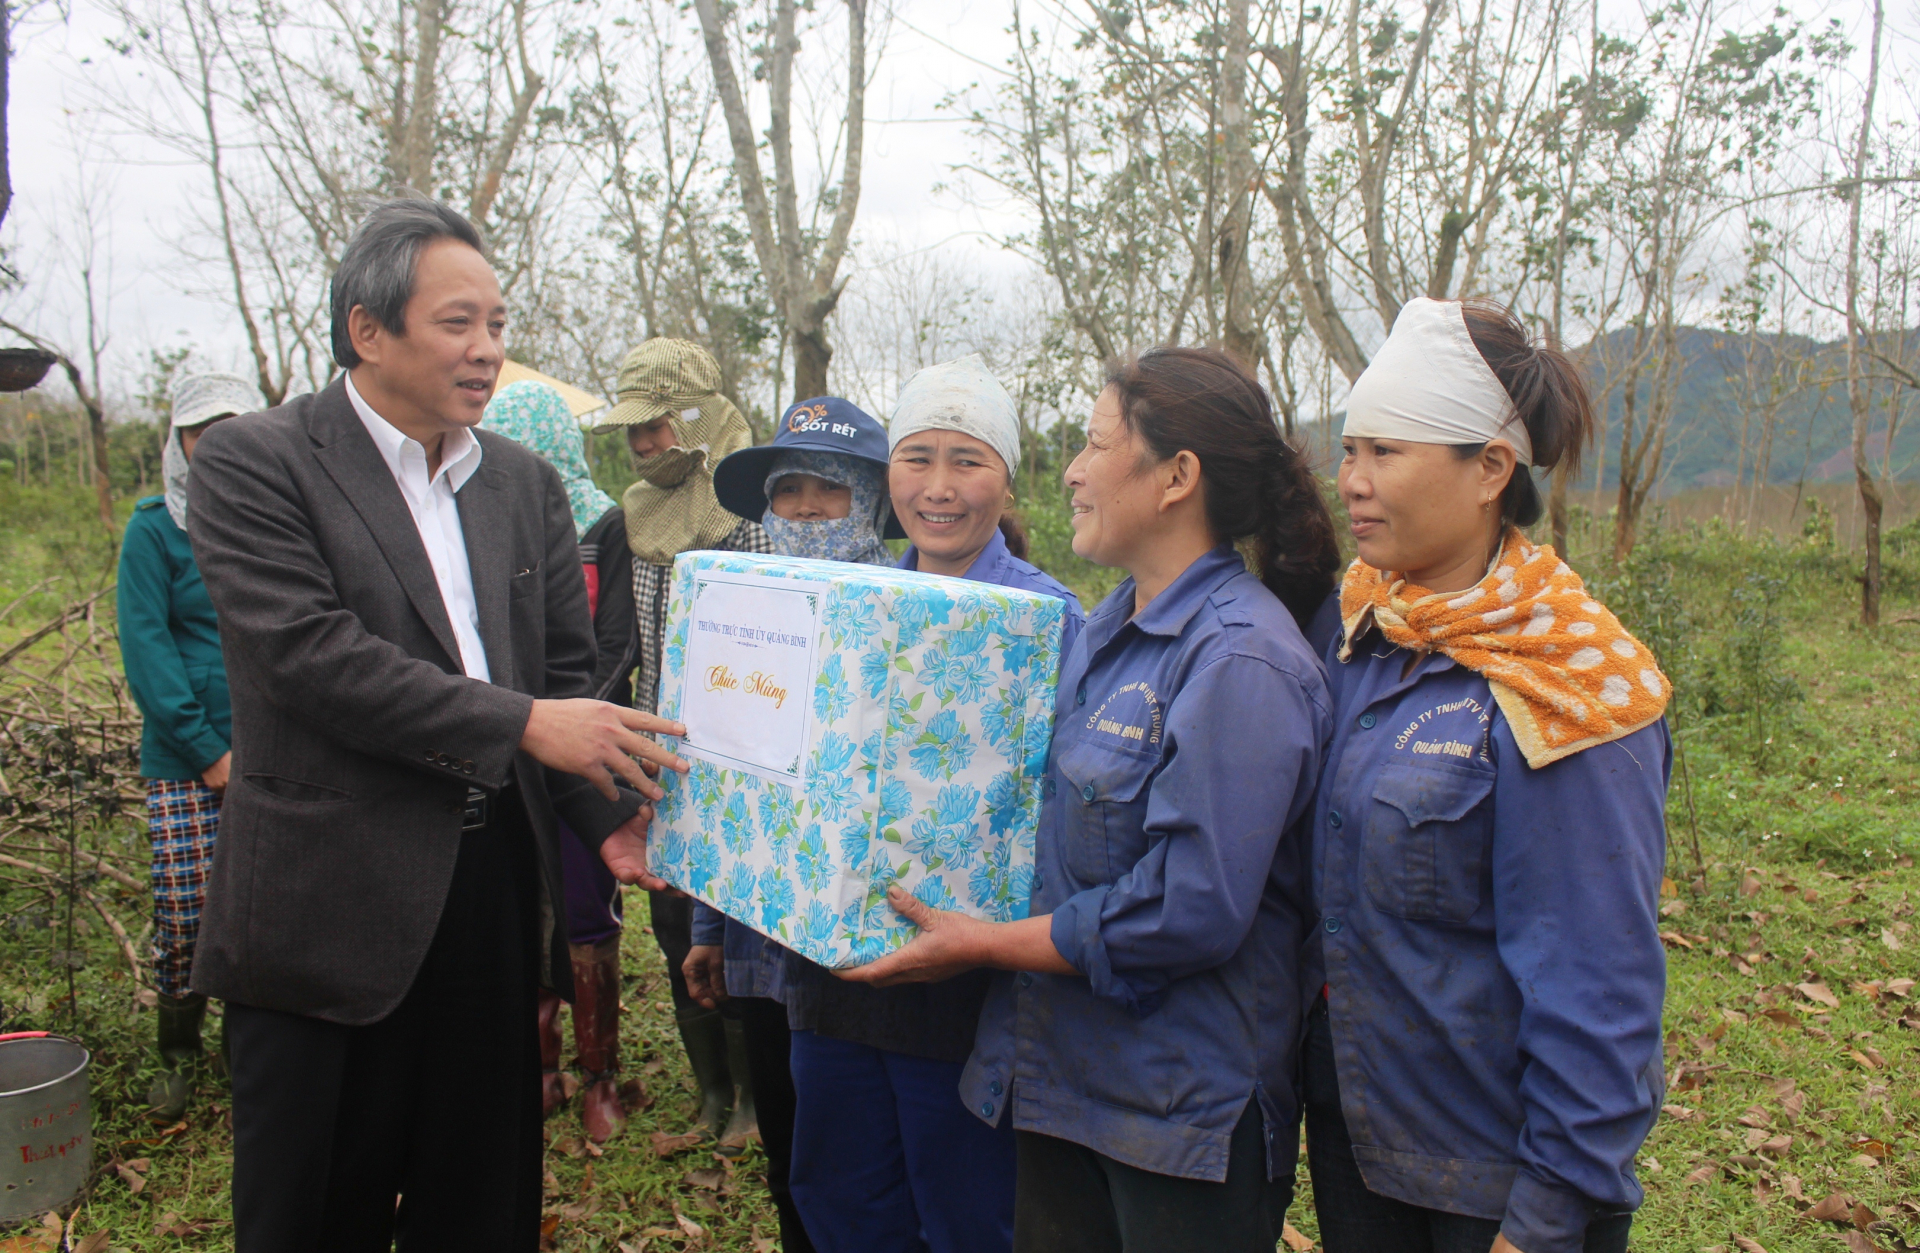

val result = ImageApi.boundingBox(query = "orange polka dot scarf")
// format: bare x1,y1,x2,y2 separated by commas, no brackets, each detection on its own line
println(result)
1338,528,1671,768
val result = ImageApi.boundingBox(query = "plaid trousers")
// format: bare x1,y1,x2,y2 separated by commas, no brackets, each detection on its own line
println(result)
146,778,222,998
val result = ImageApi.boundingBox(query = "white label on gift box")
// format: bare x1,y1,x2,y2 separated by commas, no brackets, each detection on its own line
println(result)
676,571,827,785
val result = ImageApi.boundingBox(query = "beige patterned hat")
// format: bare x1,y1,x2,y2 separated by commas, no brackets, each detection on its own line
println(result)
596,339,724,429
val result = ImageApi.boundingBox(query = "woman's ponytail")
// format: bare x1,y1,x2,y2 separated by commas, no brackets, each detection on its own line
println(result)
1457,299,1595,528
1105,348,1341,628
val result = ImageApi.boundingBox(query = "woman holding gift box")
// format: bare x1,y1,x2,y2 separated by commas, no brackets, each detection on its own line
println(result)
845,347,1341,1253
748,359,1087,1253
1303,299,1668,1253
683,394,911,1253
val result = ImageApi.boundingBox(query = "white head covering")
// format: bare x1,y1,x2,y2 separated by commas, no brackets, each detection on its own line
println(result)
171,370,264,431
163,370,266,530
1341,297,1532,465
887,354,1021,476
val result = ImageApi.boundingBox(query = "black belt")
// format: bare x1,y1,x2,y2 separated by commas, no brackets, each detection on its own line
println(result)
461,783,517,832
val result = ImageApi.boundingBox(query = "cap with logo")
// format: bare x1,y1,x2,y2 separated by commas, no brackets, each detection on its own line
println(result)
713,396,905,539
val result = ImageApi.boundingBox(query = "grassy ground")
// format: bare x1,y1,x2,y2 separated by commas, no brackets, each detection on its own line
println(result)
2,486,1917,1250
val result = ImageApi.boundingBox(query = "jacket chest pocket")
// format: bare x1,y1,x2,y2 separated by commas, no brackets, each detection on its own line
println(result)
1052,738,1159,887
1361,763,1495,924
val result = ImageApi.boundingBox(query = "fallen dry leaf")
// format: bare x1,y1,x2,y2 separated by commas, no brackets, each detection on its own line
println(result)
753,1238,779,1253
1734,1238,1768,1253
672,1204,707,1242
1663,1103,1698,1120
1885,978,1914,998
684,1167,728,1191
1851,1202,1879,1230
1281,1223,1315,1251
1740,872,1764,897
1806,1192,1854,1222
116,1159,148,1192
649,1130,703,1157
1849,1154,1883,1170
1851,1138,1891,1158
1758,1135,1792,1156
1738,1106,1772,1128
1881,928,1903,952
1796,981,1840,1009
1684,1162,1720,1185
1780,1091,1806,1121
1838,1233,1886,1253
1849,1048,1881,1070
73,1234,111,1253
1781,1174,1805,1200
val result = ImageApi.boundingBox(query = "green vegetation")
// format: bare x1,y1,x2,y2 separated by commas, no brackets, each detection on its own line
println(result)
0,475,1914,1251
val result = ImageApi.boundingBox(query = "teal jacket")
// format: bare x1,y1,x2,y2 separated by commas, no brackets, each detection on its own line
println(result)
117,497,231,780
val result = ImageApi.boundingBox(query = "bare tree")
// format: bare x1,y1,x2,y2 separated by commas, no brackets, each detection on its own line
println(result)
694,0,868,401
1844,0,1886,625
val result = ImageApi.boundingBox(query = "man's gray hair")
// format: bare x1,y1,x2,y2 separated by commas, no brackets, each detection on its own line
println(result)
330,198,487,369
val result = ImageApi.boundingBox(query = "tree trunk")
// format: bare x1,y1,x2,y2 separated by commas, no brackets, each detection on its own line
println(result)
400,0,443,191
1845,0,1885,626
58,359,114,531
0,0,11,234
792,325,832,402
1217,0,1259,370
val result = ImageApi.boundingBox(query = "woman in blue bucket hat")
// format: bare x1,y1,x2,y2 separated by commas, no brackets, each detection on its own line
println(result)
683,395,902,1252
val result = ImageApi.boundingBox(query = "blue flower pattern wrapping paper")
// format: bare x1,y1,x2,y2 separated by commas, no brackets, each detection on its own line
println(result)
650,551,1066,968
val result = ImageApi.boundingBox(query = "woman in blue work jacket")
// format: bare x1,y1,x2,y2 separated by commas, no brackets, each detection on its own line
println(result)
846,347,1343,1253
1308,298,1670,1253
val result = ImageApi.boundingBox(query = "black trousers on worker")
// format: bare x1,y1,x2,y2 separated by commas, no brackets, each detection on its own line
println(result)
1012,1099,1293,1253
225,796,544,1252
1302,998,1634,1253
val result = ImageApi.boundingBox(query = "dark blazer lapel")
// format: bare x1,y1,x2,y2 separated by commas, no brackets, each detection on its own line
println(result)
457,456,515,689
307,377,465,670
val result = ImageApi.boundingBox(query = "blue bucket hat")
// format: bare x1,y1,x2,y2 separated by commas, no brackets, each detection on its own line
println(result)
714,396,907,539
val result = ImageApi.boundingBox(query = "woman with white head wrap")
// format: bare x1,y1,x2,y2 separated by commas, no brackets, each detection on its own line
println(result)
117,368,263,1120
887,353,1037,579
1306,298,1670,1253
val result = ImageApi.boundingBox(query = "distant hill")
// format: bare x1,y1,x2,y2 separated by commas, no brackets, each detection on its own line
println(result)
1296,326,1919,491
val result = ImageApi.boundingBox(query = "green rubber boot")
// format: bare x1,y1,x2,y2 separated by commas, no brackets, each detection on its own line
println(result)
146,992,207,1122
674,1006,734,1141
716,1014,759,1156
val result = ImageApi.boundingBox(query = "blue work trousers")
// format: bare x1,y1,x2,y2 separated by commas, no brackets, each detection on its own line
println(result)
789,1030,1015,1253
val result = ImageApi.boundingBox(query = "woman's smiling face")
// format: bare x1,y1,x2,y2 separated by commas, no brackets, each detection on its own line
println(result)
889,429,1009,575
1063,388,1161,569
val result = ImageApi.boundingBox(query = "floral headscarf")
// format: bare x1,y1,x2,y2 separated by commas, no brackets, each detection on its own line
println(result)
482,380,618,538
760,450,892,566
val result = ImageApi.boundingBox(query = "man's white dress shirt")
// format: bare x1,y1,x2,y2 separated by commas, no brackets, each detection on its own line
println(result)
345,372,493,683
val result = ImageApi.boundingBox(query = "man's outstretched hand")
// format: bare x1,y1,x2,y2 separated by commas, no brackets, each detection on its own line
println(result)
599,805,668,890
521,698,689,801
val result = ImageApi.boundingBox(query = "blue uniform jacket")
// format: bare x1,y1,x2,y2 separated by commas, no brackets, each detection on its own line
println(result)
697,528,1087,1028
117,497,231,780
963,546,1330,1182
1309,627,1669,1253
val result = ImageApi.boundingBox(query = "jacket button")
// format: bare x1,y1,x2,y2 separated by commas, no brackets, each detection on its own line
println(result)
1081,784,1096,802
990,1080,1003,1096
1031,874,1043,892
1359,713,1377,729
1019,973,1034,988
1324,916,1343,934
424,749,436,761
980,1102,995,1118
1076,688,1086,706
1044,778,1056,798
464,761,475,774
1328,809,1343,829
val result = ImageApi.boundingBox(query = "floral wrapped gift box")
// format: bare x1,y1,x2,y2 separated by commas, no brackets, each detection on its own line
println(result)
648,551,1067,968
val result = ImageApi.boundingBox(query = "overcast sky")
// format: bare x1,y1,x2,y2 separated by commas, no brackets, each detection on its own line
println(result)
3,0,1909,411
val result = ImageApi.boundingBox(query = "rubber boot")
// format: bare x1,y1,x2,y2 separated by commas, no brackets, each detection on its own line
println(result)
674,1006,734,1141
571,937,626,1143
537,988,567,1119
716,1013,759,1156
146,991,207,1122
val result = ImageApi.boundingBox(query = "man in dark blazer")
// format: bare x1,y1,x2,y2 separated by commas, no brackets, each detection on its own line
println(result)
186,197,681,1251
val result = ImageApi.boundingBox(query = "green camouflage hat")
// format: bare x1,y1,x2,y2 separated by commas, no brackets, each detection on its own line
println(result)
596,338,723,429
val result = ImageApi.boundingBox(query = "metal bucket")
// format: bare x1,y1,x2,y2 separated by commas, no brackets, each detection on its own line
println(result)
0,1032,91,1223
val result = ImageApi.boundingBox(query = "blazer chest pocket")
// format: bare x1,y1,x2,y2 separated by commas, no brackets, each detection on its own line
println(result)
508,561,544,600
1362,763,1494,924
1053,739,1158,887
